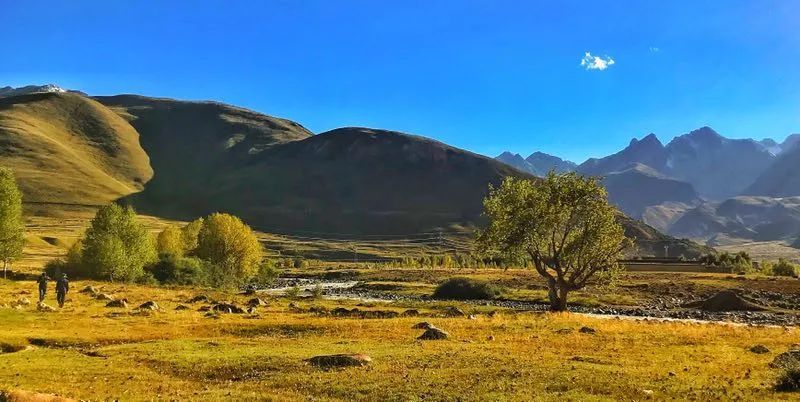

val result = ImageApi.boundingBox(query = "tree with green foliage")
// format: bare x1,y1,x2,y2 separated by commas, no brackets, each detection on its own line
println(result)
181,217,204,254
0,168,24,278
195,213,263,288
477,173,630,311
82,204,157,282
157,225,185,258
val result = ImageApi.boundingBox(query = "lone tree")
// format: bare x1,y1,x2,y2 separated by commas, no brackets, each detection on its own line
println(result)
195,213,263,288
477,172,630,311
82,204,157,282
0,168,24,278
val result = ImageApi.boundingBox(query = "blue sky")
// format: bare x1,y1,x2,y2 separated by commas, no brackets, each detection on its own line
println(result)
2,1,799,162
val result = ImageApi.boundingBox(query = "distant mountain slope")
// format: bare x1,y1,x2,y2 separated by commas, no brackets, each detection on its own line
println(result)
602,163,700,218
495,151,575,176
664,127,775,199
577,133,666,177
742,144,800,197
0,92,152,205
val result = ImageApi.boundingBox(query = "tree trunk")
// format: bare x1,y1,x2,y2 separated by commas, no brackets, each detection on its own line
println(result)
3,260,6,279
547,279,569,312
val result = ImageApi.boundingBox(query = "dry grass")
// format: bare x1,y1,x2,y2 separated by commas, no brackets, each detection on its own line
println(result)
1,278,799,401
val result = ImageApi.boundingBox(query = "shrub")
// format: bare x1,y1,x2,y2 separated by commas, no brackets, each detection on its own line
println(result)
311,284,324,299
285,285,301,299
253,260,280,286
771,259,799,277
147,256,209,286
775,363,800,392
432,277,504,300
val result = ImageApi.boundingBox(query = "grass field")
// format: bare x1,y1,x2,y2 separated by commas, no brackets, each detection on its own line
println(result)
1,278,799,401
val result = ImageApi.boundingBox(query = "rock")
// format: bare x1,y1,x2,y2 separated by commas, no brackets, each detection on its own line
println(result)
682,290,766,312
418,327,449,340
95,293,114,301
412,321,434,329
750,344,770,354
642,389,654,397
331,307,351,316
771,350,800,368
554,328,573,334
307,353,372,368
309,306,328,315
198,306,211,312
36,302,56,312
468,314,477,320
187,294,210,303
14,297,30,306
105,299,128,308
487,335,495,341
174,304,190,311
138,301,159,311
401,309,420,317
442,306,466,317
79,286,97,295
246,307,258,314
579,326,596,334
247,298,267,307
212,303,245,314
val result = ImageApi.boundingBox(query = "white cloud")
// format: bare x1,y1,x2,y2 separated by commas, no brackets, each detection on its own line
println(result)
580,52,615,71
649,46,660,53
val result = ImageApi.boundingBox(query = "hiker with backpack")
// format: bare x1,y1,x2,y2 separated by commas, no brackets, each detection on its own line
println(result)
55,273,69,308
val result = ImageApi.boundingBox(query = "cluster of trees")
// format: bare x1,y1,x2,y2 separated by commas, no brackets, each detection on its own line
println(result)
48,205,267,289
699,252,799,277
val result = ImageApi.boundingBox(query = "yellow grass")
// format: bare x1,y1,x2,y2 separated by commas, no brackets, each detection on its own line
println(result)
1,278,799,401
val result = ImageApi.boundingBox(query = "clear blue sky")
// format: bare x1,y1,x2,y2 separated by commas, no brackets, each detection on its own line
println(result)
2,0,799,162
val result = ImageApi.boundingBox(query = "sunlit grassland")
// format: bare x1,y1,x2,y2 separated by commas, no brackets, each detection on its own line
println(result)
1,279,799,401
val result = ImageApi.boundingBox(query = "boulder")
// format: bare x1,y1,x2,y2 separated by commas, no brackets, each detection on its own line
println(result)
174,304,190,311
682,290,766,312
307,353,372,368
401,309,420,317
187,294,210,303
750,344,770,354
418,327,449,340
36,302,56,312
95,293,114,301
247,298,268,307
442,306,466,317
212,303,245,314
138,301,159,311
579,326,596,334
79,286,98,295
105,299,128,308
412,322,434,329
771,349,800,368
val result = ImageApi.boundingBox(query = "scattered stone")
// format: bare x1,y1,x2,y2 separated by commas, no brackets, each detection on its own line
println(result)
204,312,220,319
771,350,800,368
14,297,30,306
246,307,258,315
138,301,159,311
174,304,190,311
682,290,766,312
569,356,612,365
309,306,329,315
95,293,114,301
247,298,268,307
468,314,477,320
401,309,420,317
579,326,596,334
750,344,770,354
442,306,466,317
412,322,434,329
554,328,573,334
36,302,56,312
642,389,654,397
488,310,499,318
487,335,495,341
307,353,372,368
418,327,449,340
79,286,97,295
187,294,210,303
668,371,677,377
212,303,245,314
105,299,128,308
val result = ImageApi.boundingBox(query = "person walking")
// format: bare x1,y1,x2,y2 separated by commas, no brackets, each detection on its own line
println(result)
36,272,49,302
55,273,69,308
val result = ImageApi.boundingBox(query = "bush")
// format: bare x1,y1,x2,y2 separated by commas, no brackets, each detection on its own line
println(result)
253,260,281,286
285,285,301,299
776,363,800,392
147,256,209,286
432,277,504,300
771,259,799,277
311,284,324,299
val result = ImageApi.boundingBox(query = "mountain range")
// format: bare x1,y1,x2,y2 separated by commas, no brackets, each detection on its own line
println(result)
0,84,711,258
497,127,800,247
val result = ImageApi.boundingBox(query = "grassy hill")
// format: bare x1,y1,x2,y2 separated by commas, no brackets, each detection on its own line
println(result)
0,92,710,257
0,92,152,209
